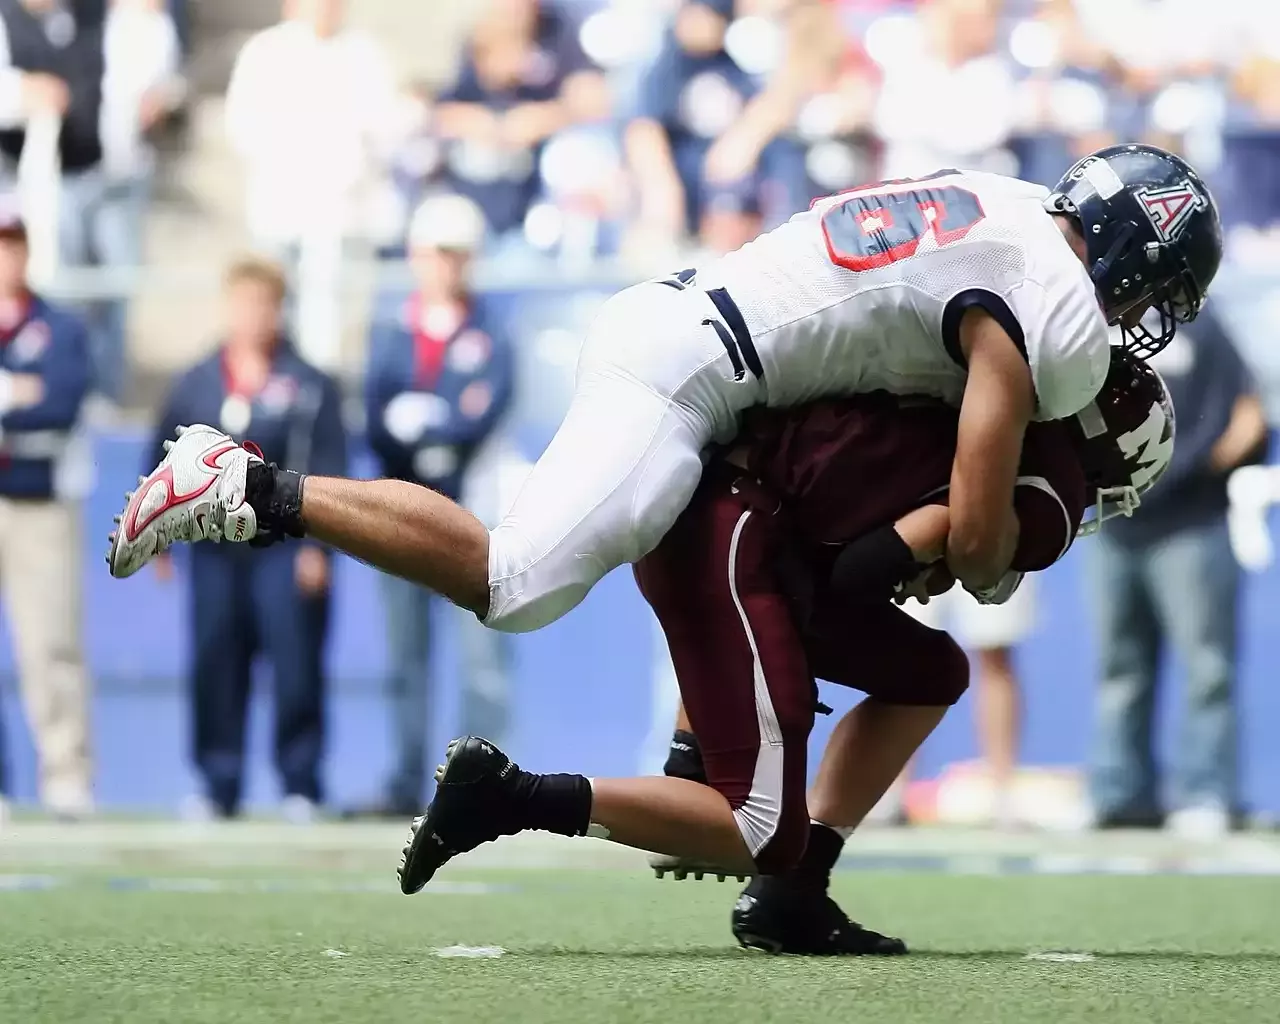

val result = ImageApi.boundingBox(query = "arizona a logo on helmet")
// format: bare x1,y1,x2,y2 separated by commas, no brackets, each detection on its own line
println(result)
1134,179,1208,243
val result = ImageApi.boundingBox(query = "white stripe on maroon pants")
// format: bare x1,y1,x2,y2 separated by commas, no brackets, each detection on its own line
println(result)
725,508,786,856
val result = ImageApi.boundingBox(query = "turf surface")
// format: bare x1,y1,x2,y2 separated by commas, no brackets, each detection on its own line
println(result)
5,859,1280,1024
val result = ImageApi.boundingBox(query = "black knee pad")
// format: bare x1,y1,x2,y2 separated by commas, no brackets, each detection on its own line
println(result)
914,634,971,706
663,729,706,784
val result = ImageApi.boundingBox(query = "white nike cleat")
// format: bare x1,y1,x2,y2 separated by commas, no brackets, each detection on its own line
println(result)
106,423,265,579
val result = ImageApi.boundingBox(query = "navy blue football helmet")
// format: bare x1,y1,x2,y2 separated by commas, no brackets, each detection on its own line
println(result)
1045,143,1222,359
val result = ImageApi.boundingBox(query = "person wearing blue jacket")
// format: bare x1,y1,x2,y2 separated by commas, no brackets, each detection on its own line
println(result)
0,200,92,821
150,257,347,822
352,192,515,817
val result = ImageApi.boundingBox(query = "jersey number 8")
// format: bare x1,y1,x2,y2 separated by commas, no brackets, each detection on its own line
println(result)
822,184,986,272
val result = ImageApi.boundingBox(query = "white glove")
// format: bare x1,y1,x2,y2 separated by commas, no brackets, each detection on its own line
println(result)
1227,465,1280,572
967,570,1024,606
383,391,449,445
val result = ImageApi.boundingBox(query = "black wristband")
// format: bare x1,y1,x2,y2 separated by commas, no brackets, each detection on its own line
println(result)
244,462,308,544
827,525,924,604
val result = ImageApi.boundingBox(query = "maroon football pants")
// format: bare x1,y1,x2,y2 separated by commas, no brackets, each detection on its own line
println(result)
634,474,968,873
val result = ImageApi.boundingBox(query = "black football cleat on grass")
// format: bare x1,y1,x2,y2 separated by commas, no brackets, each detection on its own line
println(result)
398,736,521,895
731,878,908,956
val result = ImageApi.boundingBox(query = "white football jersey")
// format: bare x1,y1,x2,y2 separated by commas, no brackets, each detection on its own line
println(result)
696,170,1111,421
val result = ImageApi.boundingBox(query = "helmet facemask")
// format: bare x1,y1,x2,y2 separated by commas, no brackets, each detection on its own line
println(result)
1112,248,1204,359
1069,356,1175,538
1076,484,1142,537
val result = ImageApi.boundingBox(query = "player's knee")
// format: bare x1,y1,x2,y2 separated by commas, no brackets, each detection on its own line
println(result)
919,634,971,706
733,763,810,875
750,803,810,874
483,523,602,633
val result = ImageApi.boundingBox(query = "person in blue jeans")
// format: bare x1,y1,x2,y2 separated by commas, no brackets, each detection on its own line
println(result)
351,193,515,818
1087,306,1268,836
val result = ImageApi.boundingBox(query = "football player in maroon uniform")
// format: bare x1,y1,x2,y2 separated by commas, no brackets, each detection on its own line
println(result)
397,348,1175,954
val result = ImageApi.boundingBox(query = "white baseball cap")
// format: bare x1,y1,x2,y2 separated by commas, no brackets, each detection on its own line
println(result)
408,193,487,253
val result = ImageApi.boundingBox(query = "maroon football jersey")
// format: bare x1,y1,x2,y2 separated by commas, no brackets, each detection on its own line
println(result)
743,392,1086,571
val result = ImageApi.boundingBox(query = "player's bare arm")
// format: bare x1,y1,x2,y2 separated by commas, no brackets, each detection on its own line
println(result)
946,308,1035,591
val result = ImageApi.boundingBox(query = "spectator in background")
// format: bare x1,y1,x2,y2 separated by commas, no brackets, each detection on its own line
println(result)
376,80,445,257
351,193,514,817
166,0,187,56
626,0,813,257
0,0,182,405
1088,306,1267,839
1216,11,1280,256
96,0,184,399
626,0,766,253
225,0,400,261
903,576,1038,828
783,0,880,199
1002,0,1119,188
872,0,1017,178
150,258,347,822
0,199,92,820
435,0,608,255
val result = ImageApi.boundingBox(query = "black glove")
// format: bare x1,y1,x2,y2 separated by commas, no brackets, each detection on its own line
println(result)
244,462,307,548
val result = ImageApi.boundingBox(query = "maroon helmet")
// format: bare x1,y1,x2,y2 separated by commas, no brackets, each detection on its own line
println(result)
1067,345,1175,535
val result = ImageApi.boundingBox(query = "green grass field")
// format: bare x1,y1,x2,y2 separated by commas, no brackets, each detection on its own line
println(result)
4,824,1280,1023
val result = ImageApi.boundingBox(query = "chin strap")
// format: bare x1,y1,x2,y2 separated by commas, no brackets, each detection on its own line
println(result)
1088,222,1136,289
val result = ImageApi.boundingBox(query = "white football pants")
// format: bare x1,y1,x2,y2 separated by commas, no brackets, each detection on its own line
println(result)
484,282,763,633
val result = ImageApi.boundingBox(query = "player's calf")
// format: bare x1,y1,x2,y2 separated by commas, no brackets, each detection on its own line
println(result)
651,730,748,882
649,726,809,883
399,738,764,895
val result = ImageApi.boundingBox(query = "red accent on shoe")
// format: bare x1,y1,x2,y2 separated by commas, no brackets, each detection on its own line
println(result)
123,442,241,543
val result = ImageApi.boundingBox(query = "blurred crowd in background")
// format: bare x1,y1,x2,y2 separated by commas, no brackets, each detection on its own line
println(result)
1,0,1280,839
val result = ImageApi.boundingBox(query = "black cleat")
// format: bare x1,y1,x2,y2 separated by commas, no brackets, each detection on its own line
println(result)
397,736,522,895
731,878,908,956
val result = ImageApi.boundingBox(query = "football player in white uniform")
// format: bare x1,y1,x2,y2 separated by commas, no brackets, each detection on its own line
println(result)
106,146,1220,638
